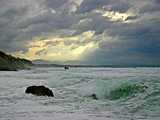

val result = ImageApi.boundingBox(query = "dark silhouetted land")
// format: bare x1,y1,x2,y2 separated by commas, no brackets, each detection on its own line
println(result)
0,51,33,71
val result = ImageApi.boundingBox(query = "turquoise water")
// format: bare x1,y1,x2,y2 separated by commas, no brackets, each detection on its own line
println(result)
0,67,160,120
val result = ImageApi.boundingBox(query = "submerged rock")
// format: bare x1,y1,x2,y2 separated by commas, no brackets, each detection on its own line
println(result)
25,86,54,97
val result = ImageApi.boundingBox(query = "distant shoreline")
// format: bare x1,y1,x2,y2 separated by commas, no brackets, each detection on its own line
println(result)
33,64,160,68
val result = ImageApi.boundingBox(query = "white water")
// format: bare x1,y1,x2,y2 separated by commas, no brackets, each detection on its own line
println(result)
0,67,160,120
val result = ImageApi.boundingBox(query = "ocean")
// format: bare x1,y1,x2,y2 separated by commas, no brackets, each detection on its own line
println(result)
0,67,160,120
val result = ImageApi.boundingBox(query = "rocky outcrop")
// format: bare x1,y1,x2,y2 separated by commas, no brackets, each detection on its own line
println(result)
25,86,54,97
0,51,33,71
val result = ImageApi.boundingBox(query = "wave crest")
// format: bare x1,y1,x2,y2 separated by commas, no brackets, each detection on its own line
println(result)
106,83,147,100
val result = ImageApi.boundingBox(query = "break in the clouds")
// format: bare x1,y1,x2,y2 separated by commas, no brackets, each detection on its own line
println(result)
0,0,160,65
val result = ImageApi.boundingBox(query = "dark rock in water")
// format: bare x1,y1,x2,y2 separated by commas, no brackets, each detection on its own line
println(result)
25,86,54,97
64,66,69,70
91,93,98,100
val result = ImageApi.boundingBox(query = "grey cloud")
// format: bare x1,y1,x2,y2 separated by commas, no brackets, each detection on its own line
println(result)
0,0,46,52
77,0,109,13
154,0,160,4
72,13,113,35
45,0,69,9
0,0,160,65
0,0,80,52
77,0,130,13
103,2,130,13
84,18,160,65
140,4,160,13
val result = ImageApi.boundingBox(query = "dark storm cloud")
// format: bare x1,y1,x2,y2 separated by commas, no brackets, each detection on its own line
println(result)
77,0,130,13
72,13,113,35
140,3,160,13
0,0,79,52
85,17,160,65
45,0,68,8
0,0,160,65
77,0,109,13
0,8,27,51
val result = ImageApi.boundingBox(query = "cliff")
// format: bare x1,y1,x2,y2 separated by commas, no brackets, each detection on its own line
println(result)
0,51,33,71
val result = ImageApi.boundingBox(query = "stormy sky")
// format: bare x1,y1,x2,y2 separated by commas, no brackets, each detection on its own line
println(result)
0,0,160,65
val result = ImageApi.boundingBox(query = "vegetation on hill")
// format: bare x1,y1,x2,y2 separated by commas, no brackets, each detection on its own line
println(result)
0,51,33,71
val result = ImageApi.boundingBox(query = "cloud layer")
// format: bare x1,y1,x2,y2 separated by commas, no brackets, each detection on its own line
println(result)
0,0,160,65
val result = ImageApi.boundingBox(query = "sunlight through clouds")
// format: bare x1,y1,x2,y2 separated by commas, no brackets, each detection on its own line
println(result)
103,11,128,22
93,9,136,23
14,31,98,61
1,0,160,65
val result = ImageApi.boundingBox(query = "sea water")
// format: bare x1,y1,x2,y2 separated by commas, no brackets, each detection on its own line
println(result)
0,67,160,120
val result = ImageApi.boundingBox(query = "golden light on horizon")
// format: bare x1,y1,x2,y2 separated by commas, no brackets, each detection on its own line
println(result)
14,31,98,61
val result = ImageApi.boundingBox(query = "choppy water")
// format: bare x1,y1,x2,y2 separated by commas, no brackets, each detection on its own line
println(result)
0,67,160,120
